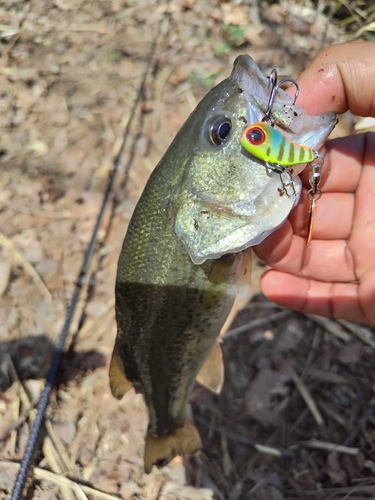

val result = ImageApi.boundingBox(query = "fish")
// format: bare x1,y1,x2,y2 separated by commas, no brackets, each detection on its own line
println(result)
109,54,336,474
239,122,314,166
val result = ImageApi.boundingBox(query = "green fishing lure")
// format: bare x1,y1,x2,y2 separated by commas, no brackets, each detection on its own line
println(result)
239,122,314,166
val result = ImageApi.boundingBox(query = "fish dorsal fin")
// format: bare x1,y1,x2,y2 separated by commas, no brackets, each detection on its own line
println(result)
196,341,224,394
109,342,133,399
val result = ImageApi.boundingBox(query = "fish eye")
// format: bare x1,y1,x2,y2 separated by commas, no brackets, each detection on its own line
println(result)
208,117,232,146
246,126,265,145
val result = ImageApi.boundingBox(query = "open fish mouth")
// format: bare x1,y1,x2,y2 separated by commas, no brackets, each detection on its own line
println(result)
232,55,305,134
231,54,336,149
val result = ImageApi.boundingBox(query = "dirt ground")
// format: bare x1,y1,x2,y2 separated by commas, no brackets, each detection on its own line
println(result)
1,1,375,499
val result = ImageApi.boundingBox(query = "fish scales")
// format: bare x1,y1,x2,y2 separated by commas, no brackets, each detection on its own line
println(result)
110,54,337,474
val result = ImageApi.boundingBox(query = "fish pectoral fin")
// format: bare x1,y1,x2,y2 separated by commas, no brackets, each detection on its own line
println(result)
144,419,202,474
109,342,133,399
220,248,252,336
196,341,224,394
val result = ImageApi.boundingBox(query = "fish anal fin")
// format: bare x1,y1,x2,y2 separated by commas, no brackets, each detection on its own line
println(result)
109,342,133,399
144,419,202,474
196,341,224,394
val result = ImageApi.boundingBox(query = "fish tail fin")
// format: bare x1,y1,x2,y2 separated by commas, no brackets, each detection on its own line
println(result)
144,419,202,474
109,341,133,399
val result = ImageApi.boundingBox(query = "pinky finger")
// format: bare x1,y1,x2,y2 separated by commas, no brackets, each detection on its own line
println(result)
259,270,368,324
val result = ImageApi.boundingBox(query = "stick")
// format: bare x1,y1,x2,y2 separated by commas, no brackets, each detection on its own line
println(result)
306,314,351,342
293,373,324,427
338,319,375,350
0,232,52,303
301,439,359,455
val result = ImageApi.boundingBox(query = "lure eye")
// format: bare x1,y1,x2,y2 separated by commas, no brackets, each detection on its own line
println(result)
208,117,232,146
246,127,265,146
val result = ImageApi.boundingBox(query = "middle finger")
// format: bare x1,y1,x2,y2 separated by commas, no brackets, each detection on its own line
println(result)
290,191,355,241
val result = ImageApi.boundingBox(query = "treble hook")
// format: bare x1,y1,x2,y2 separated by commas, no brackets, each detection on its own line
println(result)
268,68,277,91
263,75,300,127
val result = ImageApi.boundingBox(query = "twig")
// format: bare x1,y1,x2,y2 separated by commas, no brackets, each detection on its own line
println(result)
45,420,74,473
222,310,290,340
248,479,266,495
254,444,282,458
220,432,233,476
9,384,20,455
306,314,351,342
338,319,375,351
74,301,115,352
34,468,122,500
0,399,38,443
301,439,359,455
194,414,291,458
5,355,30,455
293,373,324,426
284,484,375,497
0,232,52,303
43,438,80,500
316,399,349,429
7,201,71,219
5,354,32,410
305,366,348,385
0,461,121,500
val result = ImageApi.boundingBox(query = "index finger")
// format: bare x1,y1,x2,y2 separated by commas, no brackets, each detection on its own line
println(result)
295,41,375,116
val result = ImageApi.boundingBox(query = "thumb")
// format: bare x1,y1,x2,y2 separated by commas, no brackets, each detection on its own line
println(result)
295,41,375,117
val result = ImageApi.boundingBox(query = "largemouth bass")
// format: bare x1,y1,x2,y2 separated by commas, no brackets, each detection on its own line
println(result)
109,55,336,474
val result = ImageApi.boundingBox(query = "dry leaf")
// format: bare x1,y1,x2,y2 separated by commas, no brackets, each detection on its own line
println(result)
221,5,249,27
246,361,294,426
28,140,49,155
337,340,362,365
326,452,347,486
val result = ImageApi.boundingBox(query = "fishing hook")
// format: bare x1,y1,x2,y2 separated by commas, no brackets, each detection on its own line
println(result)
263,75,300,127
267,68,277,92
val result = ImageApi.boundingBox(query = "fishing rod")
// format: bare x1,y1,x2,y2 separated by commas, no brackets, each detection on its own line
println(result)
10,41,157,500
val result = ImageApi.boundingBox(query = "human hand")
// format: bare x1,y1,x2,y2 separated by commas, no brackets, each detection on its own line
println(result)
254,41,375,325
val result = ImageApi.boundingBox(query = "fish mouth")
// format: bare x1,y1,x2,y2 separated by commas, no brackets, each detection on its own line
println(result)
231,54,271,93
231,55,305,134
231,55,337,146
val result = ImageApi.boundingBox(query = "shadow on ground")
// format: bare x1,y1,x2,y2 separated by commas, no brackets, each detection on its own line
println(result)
0,335,106,393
